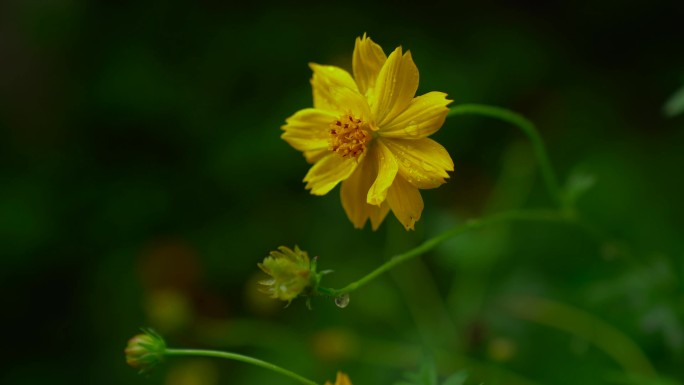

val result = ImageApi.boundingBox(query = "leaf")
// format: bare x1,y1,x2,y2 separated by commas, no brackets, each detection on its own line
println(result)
562,170,595,207
663,84,684,117
442,371,469,385
420,361,438,385
397,360,438,385
396,360,470,385
606,372,682,385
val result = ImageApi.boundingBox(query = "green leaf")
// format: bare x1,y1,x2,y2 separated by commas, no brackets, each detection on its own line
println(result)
664,84,684,117
396,360,470,385
397,360,438,385
420,361,438,385
606,372,682,385
562,171,595,207
442,371,469,385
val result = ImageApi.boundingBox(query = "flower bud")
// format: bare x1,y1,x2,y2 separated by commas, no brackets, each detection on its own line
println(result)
258,246,313,303
124,328,166,374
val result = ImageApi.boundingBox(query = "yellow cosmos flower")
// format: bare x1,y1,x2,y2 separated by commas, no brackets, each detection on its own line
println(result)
325,371,353,385
282,34,454,230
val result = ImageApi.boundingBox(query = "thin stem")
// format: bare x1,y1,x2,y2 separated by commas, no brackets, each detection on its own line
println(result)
447,104,562,205
321,209,573,297
165,348,319,385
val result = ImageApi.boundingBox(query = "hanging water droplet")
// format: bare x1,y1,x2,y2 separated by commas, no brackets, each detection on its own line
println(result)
334,293,350,308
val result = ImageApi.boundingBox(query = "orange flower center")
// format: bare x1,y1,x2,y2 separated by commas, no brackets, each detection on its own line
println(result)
329,114,372,159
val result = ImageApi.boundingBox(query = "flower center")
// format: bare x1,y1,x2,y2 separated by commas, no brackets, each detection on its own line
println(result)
329,114,372,159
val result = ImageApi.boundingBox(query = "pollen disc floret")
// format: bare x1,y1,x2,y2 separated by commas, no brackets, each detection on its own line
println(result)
329,114,372,159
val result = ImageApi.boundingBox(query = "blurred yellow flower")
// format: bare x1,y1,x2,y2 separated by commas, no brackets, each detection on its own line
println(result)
282,34,453,230
325,371,353,385
257,246,312,302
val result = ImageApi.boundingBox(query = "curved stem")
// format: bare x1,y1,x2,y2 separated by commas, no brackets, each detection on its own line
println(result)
321,209,574,297
447,104,562,205
165,348,319,385
505,297,656,377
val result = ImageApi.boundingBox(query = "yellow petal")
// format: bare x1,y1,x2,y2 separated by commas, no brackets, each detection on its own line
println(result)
382,138,454,189
334,86,372,120
340,154,373,228
353,33,387,95
369,201,390,230
303,148,329,163
340,148,391,230
387,175,424,230
335,372,353,385
310,63,369,116
304,153,358,195
370,47,419,126
281,108,336,163
367,141,398,205
379,92,452,138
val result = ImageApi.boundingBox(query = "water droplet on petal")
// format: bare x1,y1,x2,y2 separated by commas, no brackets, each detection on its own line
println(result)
334,293,350,308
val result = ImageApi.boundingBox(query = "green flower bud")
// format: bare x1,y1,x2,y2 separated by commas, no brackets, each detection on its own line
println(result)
258,246,314,303
124,328,166,374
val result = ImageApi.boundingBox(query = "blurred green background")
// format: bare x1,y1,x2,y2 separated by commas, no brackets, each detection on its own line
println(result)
2,1,684,384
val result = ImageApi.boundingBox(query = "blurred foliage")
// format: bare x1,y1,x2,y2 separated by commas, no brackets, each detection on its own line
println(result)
664,84,684,117
394,360,469,385
1,1,683,385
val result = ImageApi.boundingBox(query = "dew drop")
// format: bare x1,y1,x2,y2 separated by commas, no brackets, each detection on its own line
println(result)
334,293,350,308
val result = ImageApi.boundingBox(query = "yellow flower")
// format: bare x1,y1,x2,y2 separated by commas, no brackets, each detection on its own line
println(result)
325,371,353,385
257,246,312,302
282,34,454,230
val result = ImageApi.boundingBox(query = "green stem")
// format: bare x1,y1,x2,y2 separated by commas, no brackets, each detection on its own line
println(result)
321,209,573,297
447,104,562,205
165,348,319,385
505,297,656,377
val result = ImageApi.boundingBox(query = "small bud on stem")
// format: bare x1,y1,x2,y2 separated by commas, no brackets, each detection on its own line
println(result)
124,328,166,374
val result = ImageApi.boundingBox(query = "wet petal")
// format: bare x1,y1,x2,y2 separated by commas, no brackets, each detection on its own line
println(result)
304,153,358,195
387,175,424,230
379,92,452,138
340,148,391,230
353,33,387,95
310,63,369,116
335,86,372,121
382,138,454,189
370,47,419,126
367,141,398,205
281,108,336,163
369,201,390,230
